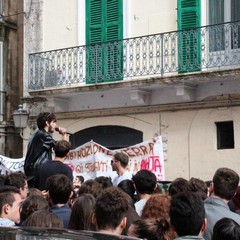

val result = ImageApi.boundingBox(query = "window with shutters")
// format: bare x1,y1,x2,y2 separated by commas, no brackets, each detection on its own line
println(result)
86,0,123,84
177,0,201,73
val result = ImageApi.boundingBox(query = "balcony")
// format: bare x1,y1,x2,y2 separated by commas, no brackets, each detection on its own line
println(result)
28,21,240,94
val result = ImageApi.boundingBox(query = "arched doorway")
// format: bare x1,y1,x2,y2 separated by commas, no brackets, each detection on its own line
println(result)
70,125,143,150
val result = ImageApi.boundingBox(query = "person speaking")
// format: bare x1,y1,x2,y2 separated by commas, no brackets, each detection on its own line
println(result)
24,112,68,187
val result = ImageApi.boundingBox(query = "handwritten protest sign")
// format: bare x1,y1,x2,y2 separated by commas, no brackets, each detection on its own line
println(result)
0,155,24,174
0,136,164,181
65,136,164,181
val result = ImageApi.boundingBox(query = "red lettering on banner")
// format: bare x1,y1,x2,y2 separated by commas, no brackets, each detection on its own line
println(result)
148,142,154,155
139,145,148,155
140,156,162,173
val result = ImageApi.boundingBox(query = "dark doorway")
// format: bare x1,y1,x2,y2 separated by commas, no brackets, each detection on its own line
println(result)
70,125,143,150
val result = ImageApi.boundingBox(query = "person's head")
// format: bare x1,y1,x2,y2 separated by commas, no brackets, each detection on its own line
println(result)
4,172,29,199
20,195,49,222
93,186,129,234
46,174,73,205
27,187,44,197
111,152,129,171
141,194,171,221
168,178,192,197
0,186,22,224
95,176,113,190
78,179,102,198
210,167,239,200
170,191,206,237
189,177,208,200
118,179,135,201
212,217,240,240
68,193,96,230
128,218,171,240
24,209,64,228
73,176,84,188
132,170,157,195
37,112,57,132
54,140,71,158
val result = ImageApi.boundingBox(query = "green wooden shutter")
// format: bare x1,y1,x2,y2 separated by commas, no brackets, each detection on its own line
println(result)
86,0,123,83
177,0,201,73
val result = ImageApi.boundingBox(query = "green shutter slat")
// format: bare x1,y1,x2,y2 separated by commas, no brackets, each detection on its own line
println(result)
86,0,123,83
177,0,201,73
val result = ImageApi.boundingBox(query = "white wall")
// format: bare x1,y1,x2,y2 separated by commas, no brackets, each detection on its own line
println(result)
43,0,78,50
54,106,240,181
129,0,177,37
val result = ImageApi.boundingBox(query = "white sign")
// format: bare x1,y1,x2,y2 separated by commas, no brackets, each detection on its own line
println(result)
65,136,164,181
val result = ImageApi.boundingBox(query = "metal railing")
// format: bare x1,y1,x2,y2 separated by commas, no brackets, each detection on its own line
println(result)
28,21,240,90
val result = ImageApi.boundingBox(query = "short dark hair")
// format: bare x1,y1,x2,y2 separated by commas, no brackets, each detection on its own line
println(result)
0,186,20,215
113,152,129,167
132,170,157,194
189,177,208,200
37,112,56,130
54,140,71,158
76,176,84,184
168,177,192,197
95,176,113,190
4,172,27,189
94,187,129,231
46,174,72,205
213,168,239,200
170,191,205,237
118,179,135,200
212,218,240,240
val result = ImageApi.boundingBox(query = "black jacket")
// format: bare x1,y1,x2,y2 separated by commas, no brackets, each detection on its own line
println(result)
24,129,56,179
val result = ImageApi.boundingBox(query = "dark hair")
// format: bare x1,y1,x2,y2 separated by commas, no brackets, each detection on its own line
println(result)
168,177,192,197
20,195,49,222
95,176,113,190
0,186,20,214
132,170,157,195
122,206,140,236
37,112,56,130
128,218,171,240
54,140,71,158
68,193,96,230
94,187,129,231
189,177,208,200
24,209,63,228
76,176,84,184
212,218,240,240
212,168,239,200
170,191,205,237
46,174,72,205
4,172,27,189
78,179,102,198
118,179,135,201
113,152,129,168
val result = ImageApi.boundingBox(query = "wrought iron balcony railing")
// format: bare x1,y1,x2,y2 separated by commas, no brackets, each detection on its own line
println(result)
28,21,240,90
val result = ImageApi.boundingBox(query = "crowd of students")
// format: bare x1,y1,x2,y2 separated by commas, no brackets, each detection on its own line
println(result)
0,112,239,239
0,166,240,239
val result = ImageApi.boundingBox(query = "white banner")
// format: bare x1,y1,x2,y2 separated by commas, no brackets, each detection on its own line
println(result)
65,136,164,181
0,155,24,174
0,136,164,181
